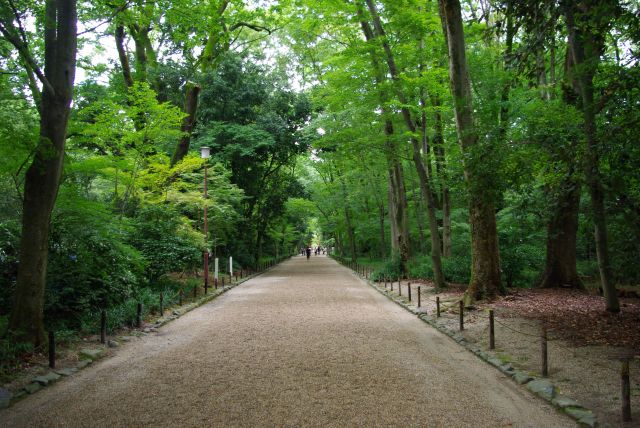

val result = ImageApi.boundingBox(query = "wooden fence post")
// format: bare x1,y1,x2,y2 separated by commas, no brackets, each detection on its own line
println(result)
100,310,107,344
48,330,55,369
459,301,464,331
622,358,632,422
436,296,440,317
541,323,548,377
489,309,495,350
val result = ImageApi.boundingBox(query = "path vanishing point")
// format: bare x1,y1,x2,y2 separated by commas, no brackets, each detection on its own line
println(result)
2,256,574,427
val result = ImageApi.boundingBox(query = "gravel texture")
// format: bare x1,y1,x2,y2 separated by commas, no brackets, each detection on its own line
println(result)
1,256,574,427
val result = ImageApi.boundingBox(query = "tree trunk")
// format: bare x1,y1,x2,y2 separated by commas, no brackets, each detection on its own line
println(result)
432,95,452,257
539,176,584,289
171,82,201,166
378,202,386,259
114,25,134,88
439,0,502,306
565,2,619,313
10,0,77,346
365,0,445,287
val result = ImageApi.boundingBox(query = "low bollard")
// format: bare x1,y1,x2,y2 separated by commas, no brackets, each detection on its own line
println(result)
418,286,421,308
489,309,495,350
436,296,440,317
136,303,142,327
100,310,107,344
459,301,464,331
48,330,56,369
541,323,548,377
622,359,632,422
408,283,412,302
399,279,402,296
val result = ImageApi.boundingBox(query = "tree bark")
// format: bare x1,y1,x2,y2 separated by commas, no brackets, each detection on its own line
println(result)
9,0,78,346
171,82,202,166
439,0,502,306
565,1,619,312
114,25,134,89
378,202,386,259
539,175,584,289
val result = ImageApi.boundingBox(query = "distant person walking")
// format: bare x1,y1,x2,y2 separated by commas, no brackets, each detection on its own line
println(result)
306,247,311,260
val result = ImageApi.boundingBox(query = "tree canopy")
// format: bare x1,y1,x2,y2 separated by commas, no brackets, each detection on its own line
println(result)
1,0,639,354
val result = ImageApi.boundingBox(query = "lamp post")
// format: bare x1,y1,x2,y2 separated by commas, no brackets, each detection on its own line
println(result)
201,146,211,295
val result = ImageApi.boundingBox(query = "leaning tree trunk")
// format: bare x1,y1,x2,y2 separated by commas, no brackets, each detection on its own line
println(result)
439,0,502,306
9,0,78,346
365,0,445,287
171,82,202,166
565,2,619,312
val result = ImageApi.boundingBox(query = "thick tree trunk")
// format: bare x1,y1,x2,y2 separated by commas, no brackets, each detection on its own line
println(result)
565,2,619,312
539,176,583,289
10,0,77,346
439,0,502,306
171,82,201,166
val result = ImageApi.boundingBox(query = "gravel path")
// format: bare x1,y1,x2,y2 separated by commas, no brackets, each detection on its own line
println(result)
2,256,574,427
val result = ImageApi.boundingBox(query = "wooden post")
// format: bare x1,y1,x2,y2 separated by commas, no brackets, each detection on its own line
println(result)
489,310,495,350
541,323,548,377
459,301,464,331
48,330,55,369
100,310,107,344
418,286,421,308
408,283,412,302
136,303,142,327
622,358,632,422
159,292,164,316
399,279,402,296
436,296,440,317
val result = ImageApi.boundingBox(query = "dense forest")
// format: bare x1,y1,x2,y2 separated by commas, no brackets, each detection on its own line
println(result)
1,0,639,364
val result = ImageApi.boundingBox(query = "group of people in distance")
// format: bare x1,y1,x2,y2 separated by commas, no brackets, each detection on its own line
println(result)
301,246,325,259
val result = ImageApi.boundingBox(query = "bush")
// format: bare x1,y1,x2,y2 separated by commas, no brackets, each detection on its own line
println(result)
371,253,403,281
128,206,201,284
443,255,472,284
407,256,434,280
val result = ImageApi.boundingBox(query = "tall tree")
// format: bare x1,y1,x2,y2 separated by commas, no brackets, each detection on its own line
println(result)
439,0,502,305
563,0,619,312
363,0,446,287
0,0,78,345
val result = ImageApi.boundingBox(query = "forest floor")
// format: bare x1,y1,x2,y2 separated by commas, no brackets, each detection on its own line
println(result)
397,280,640,427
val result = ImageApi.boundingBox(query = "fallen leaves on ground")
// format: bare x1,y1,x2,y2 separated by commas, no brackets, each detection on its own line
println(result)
492,289,640,353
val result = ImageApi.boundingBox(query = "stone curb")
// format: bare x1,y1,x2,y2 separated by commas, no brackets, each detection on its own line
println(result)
4,259,288,409
345,265,598,428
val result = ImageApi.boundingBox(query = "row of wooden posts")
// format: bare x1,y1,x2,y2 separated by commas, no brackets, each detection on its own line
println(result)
47,258,281,369
344,259,632,422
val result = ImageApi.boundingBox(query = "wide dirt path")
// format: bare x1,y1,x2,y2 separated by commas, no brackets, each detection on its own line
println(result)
2,256,573,427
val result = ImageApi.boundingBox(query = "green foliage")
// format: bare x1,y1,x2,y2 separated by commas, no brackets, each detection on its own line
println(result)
128,205,201,284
